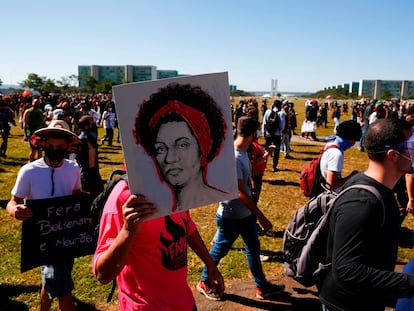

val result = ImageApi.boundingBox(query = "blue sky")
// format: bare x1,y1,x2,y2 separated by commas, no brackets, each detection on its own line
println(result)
1,0,413,92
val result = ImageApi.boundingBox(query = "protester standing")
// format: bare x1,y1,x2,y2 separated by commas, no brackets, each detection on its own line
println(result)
6,120,81,311
100,102,116,146
93,179,224,310
23,98,44,162
197,116,285,300
76,115,103,200
262,100,286,172
319,118,414,311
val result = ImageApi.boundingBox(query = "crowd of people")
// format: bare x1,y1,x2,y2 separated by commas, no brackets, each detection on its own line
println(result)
3,91,414,310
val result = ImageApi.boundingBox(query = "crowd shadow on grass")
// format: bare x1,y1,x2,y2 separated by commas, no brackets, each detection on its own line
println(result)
230,246,285,264
0,199,8,209
99,160,124,167
222,291,321,311
0,284,40,311
74,297,101,311
266,180,300,187
0,157,28,168
0,284,103,311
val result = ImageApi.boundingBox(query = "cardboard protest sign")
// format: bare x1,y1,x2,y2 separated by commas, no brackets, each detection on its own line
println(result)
21,193,94,272
113,72,237,219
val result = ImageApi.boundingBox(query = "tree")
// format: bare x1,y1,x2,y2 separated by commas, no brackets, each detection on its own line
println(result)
42,79,59,93
20,73,46,92
96,80,115,94
230,89,254,97
380,90,392,101
0,78,3,87
406,92,414,100
86,76,98,93
57,75,79,93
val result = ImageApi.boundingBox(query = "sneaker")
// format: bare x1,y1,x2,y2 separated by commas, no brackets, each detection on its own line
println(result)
196,280,222,301
260,254,270,262
256,282,285,299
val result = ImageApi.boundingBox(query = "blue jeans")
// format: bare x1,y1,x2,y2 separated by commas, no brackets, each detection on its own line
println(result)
359,124,369,148
201,214,266,288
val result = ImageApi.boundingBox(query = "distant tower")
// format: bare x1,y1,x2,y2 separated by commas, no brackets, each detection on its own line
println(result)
271,79,278,97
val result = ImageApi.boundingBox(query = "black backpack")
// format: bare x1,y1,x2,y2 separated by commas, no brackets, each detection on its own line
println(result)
283,184,384,287
90,169,128,302
91,169,128,245
265,110,279,135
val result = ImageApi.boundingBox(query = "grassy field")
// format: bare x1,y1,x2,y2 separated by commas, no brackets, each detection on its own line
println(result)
1,97,414,310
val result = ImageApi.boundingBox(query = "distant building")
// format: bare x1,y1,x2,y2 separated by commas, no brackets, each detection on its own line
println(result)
349,82,359,94
78,65,180,88
157,70,179,79
325,79,414,99
78,65,240,92
271,79,278,97
358,79,414,98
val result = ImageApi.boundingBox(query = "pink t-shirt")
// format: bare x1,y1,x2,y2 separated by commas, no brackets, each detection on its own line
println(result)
93,180,197,311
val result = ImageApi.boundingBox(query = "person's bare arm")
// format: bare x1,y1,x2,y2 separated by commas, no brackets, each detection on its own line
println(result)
406,174,414,214
188,229,224,297
325,170,340,190
22,109,29,141
237,179,272,231
94,195,156,284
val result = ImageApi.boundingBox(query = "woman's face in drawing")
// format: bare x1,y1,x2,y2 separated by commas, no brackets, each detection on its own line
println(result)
154,121,202,187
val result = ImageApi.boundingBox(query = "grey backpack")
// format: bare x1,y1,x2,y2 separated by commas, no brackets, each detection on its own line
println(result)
282,184,384,287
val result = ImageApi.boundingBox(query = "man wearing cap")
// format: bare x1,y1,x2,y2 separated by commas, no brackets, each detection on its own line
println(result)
6,120,81,311
316,120,362,195
319,118,414,311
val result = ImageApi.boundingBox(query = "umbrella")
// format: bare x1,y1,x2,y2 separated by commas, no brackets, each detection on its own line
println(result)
262,94,272,98
325,95,332,99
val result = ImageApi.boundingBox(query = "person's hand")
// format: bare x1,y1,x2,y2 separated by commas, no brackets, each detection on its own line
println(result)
12,204,32,221
206,264,225,299
407,199,414,215
267,145,276,156
258,214,273,232
122,195,156,232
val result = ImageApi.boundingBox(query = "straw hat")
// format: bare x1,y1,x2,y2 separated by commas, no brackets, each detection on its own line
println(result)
30,120,81,153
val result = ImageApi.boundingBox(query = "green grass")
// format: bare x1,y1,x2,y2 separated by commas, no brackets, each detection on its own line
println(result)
1,99,414,310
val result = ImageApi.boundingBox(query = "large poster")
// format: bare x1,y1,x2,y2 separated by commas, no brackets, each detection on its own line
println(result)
113,72,237,219
21,193,94,272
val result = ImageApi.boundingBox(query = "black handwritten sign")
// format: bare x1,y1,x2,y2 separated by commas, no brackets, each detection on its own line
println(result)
21,193,95,272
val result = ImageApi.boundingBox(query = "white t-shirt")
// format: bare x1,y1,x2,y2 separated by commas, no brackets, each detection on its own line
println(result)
101,111,116,129
11,158,81,200
319,141,344,181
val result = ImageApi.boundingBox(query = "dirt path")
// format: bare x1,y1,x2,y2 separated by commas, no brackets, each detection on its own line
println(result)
191,276,321,311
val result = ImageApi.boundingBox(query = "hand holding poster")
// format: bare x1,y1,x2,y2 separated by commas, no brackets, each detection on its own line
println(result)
21,193,94,272
113,72,237,219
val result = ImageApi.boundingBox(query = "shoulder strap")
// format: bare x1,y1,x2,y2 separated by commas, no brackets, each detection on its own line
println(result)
107,169,127,184
336,184,386,227
322,143,341,154
315,144,342,192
